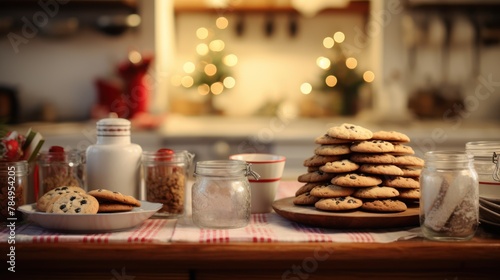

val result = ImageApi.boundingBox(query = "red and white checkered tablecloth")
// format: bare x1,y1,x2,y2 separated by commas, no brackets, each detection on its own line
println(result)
1,219,176,243
0,181,421,243
171,213,420,243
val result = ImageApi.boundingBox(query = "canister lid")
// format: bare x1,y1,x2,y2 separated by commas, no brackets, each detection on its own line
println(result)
96,118,131,136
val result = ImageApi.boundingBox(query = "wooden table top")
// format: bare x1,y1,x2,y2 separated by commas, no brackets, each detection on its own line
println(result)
4,225,500,279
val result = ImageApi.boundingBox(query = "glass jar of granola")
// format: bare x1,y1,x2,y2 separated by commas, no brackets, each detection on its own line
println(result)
0,160,29,221
37,148,83,199
142,149,194,218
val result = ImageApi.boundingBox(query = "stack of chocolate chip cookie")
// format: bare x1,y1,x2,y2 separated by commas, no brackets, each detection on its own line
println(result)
293,123,424,213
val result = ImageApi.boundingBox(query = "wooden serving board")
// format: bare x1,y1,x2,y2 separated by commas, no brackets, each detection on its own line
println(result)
272,197,420,229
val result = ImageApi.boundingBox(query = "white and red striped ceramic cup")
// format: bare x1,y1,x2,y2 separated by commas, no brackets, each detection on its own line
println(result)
229,153,286,213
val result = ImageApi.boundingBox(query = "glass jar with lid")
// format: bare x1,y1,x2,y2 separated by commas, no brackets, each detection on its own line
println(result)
191,160,259,229
465,141,500,200
142,149,194,218
37,149,83,199
0,160,29,221
420,151,479,241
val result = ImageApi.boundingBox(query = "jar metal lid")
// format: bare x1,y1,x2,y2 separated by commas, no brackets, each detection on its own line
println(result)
466,141,500,182
0,160,29,175
194,159,260,179
142,150,195,168
424,150,473,162
37,149,82,166
492,152,500,182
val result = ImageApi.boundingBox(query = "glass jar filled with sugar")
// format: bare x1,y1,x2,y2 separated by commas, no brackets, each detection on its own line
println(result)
191,160,259,229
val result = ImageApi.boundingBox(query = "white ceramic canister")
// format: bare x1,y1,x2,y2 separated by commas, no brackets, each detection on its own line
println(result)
86,118,142,197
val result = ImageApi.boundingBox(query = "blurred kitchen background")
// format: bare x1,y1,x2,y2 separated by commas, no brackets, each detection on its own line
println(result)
1,0,500,177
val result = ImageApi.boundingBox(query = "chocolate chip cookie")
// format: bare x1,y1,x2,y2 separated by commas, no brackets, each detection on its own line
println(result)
36,186,86,212
47,192,99,214
361,199,407,213
331,173,382,187
327,123,373,140
315,196,363,211
88,188,141,207
358,164,404,176
352,186,400,199
310,184,355,198
320,159,359,173
371,130,410,143
293,192,321,206
298,170,336,183
350,140,395,153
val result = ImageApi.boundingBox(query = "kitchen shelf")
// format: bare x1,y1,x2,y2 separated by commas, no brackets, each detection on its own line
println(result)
174,0,370,15
0,0,138,14
406,0,500,12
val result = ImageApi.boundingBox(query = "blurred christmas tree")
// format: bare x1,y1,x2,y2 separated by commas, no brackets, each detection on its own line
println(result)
174,16,237,114
193,42,233,87
314,32,372,115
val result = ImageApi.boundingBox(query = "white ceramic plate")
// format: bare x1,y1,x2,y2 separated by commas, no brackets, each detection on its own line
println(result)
18,201,162,233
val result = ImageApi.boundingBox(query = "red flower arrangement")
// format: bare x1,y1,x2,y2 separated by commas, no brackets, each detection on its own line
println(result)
0,129,44,162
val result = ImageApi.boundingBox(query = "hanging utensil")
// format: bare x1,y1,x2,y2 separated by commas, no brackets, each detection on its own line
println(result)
441,13,452,85
401,11,426,73
264,14,274,37
288,13,299,38
427,12,446,86
470,14,482,78
96,14,140,37
40,17,79,38
235,13,245,37
441,14,463,103
450,13,474,78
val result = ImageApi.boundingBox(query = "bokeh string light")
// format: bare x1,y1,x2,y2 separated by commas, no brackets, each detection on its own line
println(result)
174,16,237,96
302,32,374,95
301,31,374,116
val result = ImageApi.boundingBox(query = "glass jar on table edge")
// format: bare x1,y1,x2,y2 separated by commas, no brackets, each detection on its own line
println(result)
419,150,479,241
191,159,260,229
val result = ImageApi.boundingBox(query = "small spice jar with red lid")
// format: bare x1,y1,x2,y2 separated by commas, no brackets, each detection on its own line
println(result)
36,146,83,199
142,149,194,218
